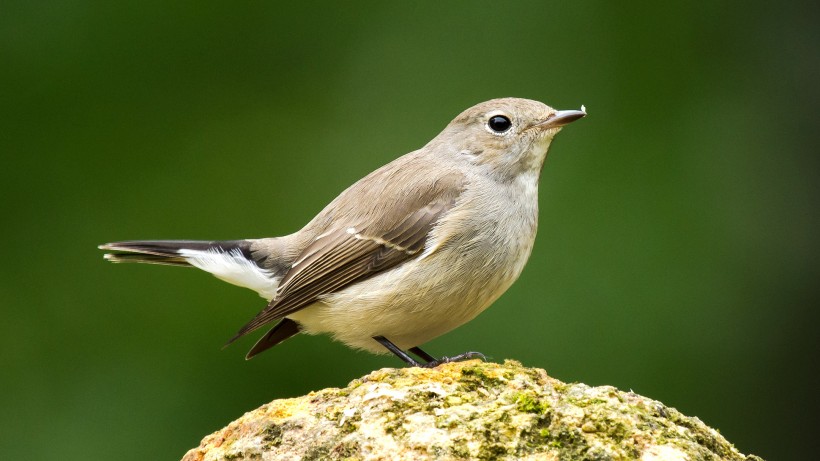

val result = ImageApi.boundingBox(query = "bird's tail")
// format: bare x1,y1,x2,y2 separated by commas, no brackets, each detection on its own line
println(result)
99,239,278,298
99,240,253,267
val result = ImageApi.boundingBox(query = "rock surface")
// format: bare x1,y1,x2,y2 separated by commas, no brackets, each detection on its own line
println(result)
182,360,762,461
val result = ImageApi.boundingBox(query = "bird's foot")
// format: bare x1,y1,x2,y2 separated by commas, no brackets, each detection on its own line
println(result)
418,351,486,368
374,336,486,368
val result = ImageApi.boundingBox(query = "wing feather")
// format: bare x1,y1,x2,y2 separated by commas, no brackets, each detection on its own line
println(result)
226,198,456,343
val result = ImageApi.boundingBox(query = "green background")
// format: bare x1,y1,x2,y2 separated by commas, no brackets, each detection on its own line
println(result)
2,2,817,459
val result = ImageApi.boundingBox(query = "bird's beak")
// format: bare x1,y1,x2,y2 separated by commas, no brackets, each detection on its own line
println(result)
536,106,587,130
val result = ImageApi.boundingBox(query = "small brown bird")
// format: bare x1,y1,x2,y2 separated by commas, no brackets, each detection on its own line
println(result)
100,97,586,367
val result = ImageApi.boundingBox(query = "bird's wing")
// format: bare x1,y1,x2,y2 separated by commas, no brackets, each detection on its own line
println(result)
226,184,462,345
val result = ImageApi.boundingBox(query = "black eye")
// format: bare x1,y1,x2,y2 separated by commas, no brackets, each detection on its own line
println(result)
488,115,512,133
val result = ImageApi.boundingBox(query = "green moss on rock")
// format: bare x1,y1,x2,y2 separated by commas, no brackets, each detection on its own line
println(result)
182,360,762,461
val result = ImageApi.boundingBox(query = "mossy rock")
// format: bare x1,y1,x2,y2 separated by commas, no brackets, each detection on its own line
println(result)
182,360,762,461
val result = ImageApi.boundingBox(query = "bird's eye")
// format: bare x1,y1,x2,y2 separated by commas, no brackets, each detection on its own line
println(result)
487,115,512,133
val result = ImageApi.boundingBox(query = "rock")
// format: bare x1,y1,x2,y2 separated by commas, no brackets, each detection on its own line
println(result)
181,360,762,460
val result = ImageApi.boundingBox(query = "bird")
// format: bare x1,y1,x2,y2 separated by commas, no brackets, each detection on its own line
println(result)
100,97,586,367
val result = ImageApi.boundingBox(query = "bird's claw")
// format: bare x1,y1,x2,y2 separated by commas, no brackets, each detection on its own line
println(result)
421,351,486,368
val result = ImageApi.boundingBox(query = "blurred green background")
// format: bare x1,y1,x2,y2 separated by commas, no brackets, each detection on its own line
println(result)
2,1,817,459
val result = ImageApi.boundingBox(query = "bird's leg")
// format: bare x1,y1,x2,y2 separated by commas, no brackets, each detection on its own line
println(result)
408,346,437,363
374,336,486,368
373,336,422,366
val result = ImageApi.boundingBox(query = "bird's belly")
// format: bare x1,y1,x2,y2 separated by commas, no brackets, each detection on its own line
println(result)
287,227,535,353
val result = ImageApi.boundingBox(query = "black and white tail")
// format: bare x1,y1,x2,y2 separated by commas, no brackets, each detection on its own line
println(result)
99,240,279,299
100,240,249,265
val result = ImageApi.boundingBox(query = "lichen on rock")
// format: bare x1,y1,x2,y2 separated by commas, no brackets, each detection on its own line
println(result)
181,360,762,461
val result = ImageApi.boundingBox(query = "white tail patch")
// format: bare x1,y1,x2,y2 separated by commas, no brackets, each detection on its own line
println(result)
178,248,280,300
